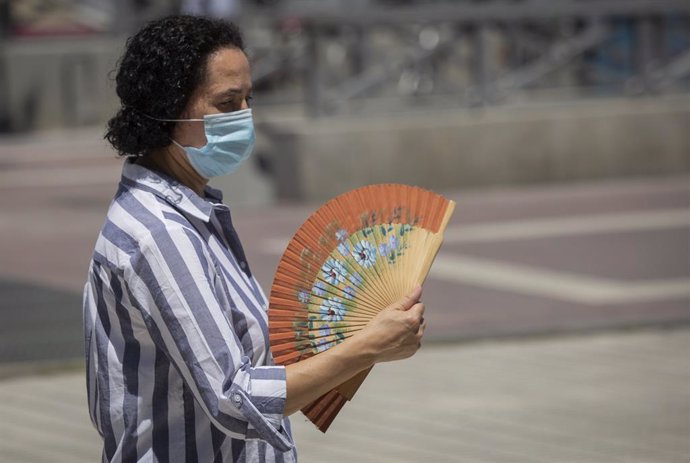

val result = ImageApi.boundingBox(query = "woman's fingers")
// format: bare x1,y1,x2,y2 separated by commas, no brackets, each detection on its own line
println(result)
363,292,428,363
406,302,425,329
391,285,423,311
418,318,427,336
417,319,427,342
415,314,427,349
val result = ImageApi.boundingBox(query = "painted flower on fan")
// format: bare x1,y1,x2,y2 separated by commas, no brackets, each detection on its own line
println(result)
315,325,333,352
353,240,377,268
388,234,399,250
320,297,345,322
297,290,310,304
343,285,356,300
349,271,364,287
315,341,332,353
400,223,413,235
378,242,390,258
335,229,349,243
337,241,350,257
322,258,347,285
319,324,332,338
312,280,327,297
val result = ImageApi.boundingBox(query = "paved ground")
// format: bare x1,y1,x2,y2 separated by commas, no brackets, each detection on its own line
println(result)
0,329,688,462
0,128,688,461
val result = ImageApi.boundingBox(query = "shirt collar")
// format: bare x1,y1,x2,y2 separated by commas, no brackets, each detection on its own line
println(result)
121,159,225,222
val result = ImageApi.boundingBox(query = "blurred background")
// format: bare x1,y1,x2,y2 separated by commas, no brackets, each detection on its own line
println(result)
0,1,688,462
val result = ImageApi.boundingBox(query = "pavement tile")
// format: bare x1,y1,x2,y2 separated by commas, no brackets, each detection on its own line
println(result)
0,329,687,463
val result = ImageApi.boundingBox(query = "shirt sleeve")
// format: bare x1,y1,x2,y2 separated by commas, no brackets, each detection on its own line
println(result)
125,225,293,452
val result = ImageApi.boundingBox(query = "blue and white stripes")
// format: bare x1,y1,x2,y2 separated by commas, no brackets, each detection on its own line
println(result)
83,160,296,462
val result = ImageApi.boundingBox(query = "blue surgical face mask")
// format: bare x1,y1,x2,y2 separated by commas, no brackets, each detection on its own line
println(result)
150,108,256,179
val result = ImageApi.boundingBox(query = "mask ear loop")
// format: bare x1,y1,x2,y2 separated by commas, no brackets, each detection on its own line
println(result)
127,107,206,151
137,111,205,123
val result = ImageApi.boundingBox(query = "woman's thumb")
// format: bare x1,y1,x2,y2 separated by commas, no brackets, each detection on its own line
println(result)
392,285,422,311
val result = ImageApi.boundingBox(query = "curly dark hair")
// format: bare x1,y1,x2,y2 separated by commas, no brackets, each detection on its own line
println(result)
105,15,245,157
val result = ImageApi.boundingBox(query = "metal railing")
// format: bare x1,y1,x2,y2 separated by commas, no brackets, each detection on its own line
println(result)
241,0,690,116
2,0,690,130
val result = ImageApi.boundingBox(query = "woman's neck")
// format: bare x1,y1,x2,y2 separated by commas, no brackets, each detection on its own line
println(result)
139,146,208,197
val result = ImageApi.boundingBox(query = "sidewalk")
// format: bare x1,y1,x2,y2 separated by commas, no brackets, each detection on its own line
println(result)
1,128,688,462
1,328,688,463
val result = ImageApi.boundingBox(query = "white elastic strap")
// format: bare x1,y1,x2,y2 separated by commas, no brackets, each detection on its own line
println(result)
139,111,203,123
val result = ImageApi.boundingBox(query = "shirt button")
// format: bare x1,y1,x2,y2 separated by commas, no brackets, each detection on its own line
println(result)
239,261,247,269
232,393,243,406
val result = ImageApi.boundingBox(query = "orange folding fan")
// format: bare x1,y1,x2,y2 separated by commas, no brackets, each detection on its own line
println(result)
268,184,455,432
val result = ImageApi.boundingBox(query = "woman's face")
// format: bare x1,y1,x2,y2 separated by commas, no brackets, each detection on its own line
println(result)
172,47,252,149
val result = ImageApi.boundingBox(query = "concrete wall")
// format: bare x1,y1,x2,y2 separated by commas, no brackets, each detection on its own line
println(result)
260,96,690,201
2,37,121,131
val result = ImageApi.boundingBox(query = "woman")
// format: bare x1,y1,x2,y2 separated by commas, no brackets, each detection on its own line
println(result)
83,15,426,463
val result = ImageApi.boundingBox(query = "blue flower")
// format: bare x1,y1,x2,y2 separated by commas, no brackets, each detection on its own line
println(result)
337,242,350,257
378,243,389,258
322,258,347,285
312,280,327,297
349,272,364,287
297,290,310,304
320,297,345,322
388,234,399,250
343,286,356,300
316,325,333,352
319,324,332,338
352,240,377,268
335,229,349,242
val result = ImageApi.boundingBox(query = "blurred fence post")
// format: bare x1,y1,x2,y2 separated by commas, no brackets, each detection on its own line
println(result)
472,23,492,106
113,1,136,35
636,16,656,94
304,22,321,117
60,54,99,127
0,0,10,131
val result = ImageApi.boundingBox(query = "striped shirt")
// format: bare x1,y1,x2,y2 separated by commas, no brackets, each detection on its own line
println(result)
83,160,297,462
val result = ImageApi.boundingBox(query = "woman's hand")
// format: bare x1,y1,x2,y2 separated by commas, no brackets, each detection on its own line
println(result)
284,286,426,415
353,285,426,364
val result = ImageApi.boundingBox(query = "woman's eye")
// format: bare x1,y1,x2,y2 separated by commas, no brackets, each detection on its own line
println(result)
220,97,252,110
219,101,240,111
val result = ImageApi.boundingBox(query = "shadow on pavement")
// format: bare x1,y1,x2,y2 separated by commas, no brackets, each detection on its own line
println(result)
0,279,83,364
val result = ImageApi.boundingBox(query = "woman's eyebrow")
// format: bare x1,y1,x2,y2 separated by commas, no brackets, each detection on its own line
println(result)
215,87,252,99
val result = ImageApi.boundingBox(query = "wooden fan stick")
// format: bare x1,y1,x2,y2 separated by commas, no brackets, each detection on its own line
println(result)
418,204,455,283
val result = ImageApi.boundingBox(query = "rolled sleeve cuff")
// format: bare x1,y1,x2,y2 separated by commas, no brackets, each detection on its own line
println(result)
229,361,292,451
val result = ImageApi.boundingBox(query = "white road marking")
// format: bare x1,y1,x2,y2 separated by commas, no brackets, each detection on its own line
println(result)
430,255,690,305
443,208,690,243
